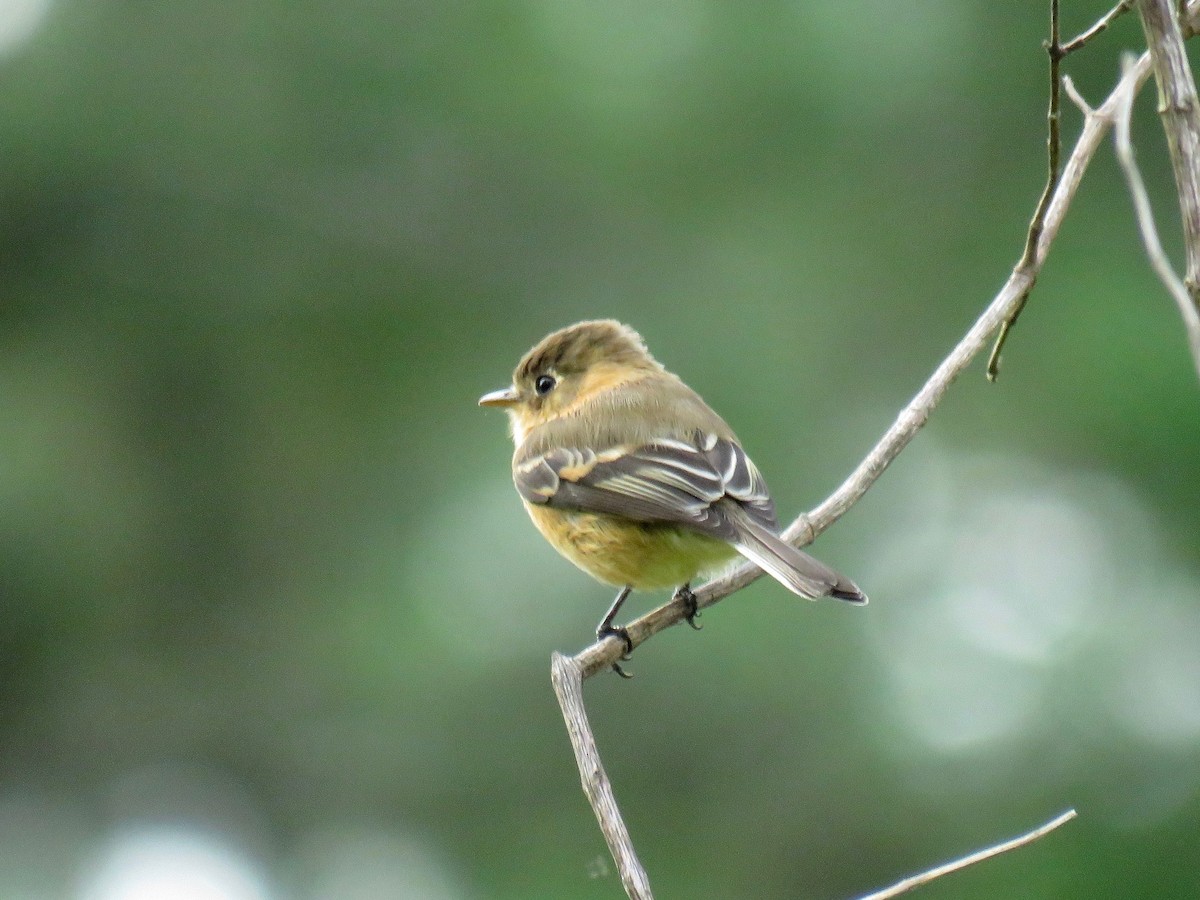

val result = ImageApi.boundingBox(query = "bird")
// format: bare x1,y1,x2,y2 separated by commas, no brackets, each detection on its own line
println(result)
479,319,866,673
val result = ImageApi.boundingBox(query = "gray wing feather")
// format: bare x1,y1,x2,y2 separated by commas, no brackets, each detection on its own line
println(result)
513,433,778,536
513,433,868,603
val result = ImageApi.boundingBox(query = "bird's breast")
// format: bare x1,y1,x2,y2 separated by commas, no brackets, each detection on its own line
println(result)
522,502,736,590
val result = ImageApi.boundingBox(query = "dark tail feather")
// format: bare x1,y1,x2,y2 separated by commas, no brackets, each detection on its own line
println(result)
830,583,869,604
729,512,868,604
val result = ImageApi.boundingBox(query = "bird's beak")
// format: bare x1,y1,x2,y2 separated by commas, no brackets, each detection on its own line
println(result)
478,386,520,408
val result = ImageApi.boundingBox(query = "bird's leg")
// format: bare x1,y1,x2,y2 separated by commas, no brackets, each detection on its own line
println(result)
596,586,633,650
596,586,635,678
674,583,701,630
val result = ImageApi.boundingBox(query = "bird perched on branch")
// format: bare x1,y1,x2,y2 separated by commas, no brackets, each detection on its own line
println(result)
480,320,866,674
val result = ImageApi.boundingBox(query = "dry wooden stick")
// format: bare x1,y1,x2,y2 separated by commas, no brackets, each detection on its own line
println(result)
1106,59,1200,377
1136,0,1200,302
555,647,1078,900
1022,0,1068,275
564,44,1160,685
1063,0,1134,54
989,0,1072,379
855,809,1078,900
993,0,1200,376
554,51,1154,900
988,0,1143,378
551,653,653,900
551,5,1200,897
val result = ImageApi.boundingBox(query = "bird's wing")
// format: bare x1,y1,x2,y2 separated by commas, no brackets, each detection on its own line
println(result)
515,432,866,602
513,432,777,537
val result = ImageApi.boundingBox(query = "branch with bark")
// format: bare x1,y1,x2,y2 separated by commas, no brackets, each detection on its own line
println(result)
550,3,1200,897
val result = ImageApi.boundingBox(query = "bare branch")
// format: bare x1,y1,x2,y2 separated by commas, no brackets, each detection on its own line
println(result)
1112,56,1200,377
1062,0,1134,54
988,0,1137,378
567,46,1159,684
1021,0,1067,274
554,49,1151,900
551,653,654,899
1136,0,1200,305
855,810,1078,900
551,7,1200,897
1063,74,1096,116
988,0,1067,380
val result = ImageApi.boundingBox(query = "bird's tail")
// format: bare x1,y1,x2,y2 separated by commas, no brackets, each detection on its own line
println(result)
728,509,867,604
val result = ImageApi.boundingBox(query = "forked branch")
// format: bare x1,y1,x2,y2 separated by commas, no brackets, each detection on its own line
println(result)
564,43,1160,684
551,3,1200,897
988,0,1135,379
1136,0,1200,314
1108,59,1200,376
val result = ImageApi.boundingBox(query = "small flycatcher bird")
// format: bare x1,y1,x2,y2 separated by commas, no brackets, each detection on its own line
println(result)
479,320,866,670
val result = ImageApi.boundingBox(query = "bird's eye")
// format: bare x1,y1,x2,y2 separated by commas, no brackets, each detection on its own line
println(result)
534,374,557,396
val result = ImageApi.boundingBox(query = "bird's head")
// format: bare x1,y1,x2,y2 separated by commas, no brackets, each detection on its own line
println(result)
479,319,660,443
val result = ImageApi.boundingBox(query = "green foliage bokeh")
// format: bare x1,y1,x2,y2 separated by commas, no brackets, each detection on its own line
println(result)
1,2,1198,897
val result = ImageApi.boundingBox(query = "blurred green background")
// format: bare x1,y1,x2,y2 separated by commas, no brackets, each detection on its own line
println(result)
2,1,1199,897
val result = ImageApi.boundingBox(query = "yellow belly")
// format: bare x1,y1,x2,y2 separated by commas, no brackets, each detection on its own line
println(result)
524,503,737,589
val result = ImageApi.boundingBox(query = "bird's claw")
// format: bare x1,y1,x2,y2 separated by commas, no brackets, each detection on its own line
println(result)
596,622,634,656
596,622,634,677
594,586,636,676
674,584,702,630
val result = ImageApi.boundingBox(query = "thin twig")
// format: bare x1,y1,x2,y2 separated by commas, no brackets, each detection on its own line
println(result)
1022,0,1066,273
552,8,1200,898
551,653,654,899
1136,0,1200,302
567,45,1159,684
988,0,1065,380
554,49,1152,900
1063,0,1134,54
1112,56,1200,378
855,810,1078,900
1063,73,1096,117
989,0,1138,379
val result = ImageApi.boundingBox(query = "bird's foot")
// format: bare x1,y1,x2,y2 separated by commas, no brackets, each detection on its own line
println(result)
595,622,634,678
596,587,635,678
674,583,702,630
596,621,634,656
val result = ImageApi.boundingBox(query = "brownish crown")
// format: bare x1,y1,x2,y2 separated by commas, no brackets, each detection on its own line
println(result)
514,320,655,381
